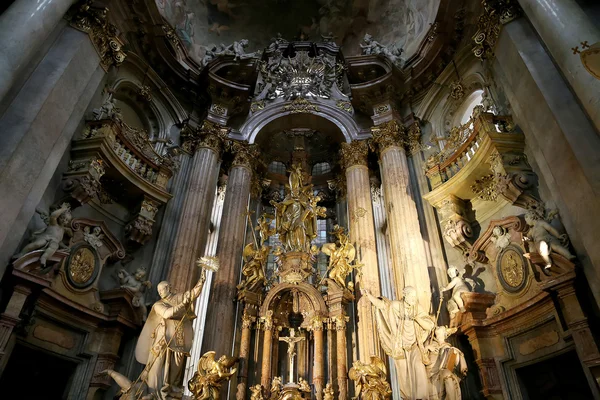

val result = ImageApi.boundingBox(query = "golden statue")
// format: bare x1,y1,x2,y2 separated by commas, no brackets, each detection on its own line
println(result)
321,225,361,289
348,356,392,400
188,351,239,400
256,214,276,246
269,376,283,400
250,384,265,400
270,165,322,253
323,383,335,400
237,243,269,292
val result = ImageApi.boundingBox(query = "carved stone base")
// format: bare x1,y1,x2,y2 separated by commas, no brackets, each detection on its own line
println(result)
278,252,313,284
455,292,496,330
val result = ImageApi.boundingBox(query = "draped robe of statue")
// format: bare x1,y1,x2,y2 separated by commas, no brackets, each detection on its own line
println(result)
368,292,434,400
135,287,198,399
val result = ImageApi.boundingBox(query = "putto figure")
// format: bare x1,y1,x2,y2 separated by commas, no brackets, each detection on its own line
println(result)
524,210,575,270
440,266,471,317
348,356,392,400
13,202,72,267
134,258,216,399
360,34,403,67
118,266,152,321
188,351,238,400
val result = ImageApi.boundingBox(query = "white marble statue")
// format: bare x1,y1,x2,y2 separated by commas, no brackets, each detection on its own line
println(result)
134,266,208,400
13,203,72,267
93,93,121,121
490,225,511,250
524,210,576,270
360,34,403,67
361,286,434,400
425,326,468,400
118,267,152,321
440,266,471,317
83,226,105,249
103,369,153,400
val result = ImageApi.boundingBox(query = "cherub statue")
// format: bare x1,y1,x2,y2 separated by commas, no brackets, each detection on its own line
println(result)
267,33,286,52
256,214,276,246
83,226,105,249
188,351,238,400
425,326,467,400
93,92,121,121
215,39,261,62
118,267,152,321
298,377,311,393
269,376,283,400
321,225,361,289
490,225,511,250
250,384,265,400
102,369,153,400
237,243,269,292
440,266,471,317
348,356,392,400
524,210,576,270
13,203,72,267
323,383,335,400
359,34,403,66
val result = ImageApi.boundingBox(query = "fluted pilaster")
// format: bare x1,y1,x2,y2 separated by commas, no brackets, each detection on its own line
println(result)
371,120,431,310
339,140,382,361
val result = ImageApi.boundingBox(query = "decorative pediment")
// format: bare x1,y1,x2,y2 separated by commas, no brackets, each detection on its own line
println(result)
71,218,126,262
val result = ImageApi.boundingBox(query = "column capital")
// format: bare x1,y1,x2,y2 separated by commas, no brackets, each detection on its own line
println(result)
472,0,522,60
370,120,422,154
340,140,369,169
67,3,126,72
181,120,230,154
229,140,260,170
241,312,255,330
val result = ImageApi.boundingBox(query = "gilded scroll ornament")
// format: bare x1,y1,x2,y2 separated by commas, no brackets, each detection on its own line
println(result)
282,97,320,114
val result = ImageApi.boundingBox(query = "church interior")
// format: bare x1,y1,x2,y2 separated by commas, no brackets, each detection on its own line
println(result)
0,0,599,399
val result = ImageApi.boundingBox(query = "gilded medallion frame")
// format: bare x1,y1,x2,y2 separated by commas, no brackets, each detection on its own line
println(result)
496,244,529,294
65,243,100,289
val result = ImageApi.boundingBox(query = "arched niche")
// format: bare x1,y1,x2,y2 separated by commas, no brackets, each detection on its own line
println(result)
259,282,328,327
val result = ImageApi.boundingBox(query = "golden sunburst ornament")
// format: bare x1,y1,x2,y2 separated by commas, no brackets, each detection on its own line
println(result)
196,256,220,272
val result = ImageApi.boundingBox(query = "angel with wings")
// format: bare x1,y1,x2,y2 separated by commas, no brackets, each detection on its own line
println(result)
237,243,269,292
188,351,238,400
321,225,361,289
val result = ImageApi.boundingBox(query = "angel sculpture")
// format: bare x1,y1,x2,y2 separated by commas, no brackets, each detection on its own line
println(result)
360,34,403,67
237,243,269,292
256,214,276,246
348,356,392,400
524,210,576,270
269,376,283,400
83,226,104,249
323,383,335,400
440,266,471,317
250,384,265,400
188,351,238,400
321,225,361,289
13,203,72,268
118,267,152,321
425,326,468,400
298,377,311,393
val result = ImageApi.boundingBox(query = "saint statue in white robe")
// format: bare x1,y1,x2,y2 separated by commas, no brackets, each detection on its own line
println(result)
362,286,435,400
135,270,206,399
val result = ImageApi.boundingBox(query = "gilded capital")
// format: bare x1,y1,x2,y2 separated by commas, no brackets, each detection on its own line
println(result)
309,315,325,331
181,120,230,154
68,3,126,72
370,120,421,154
340,140,369,169
241,312,255,330
230,141,260,170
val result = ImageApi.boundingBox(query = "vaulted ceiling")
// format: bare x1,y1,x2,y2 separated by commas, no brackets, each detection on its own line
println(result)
155,0,440,64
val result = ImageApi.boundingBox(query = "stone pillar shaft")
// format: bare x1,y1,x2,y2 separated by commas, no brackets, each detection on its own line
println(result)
517,0,600,131
313,328,324,400
202,163,252,358
168,146,220,292
340,140,382,361
0,0,76,102
379,145,431,309
236,315,253,400
261,328,273,389
336,326,348,400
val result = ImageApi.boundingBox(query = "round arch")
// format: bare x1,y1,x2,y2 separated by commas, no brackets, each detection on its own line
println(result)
259,282,328,318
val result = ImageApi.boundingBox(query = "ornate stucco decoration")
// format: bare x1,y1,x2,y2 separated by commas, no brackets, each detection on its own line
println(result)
180,120,231,154
161,24,181,50
340,140,369,169
360,34,403,68
471,174,498,201
229,141,261,170
258,49,343,101
67,1,126,72
282,98,320,114
370,120,422,154
472,0,522,61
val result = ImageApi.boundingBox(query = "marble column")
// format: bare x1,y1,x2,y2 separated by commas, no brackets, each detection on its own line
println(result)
0,0,77,103
371,121,432,311
339,140,382,361
202,142,257,359
236,311,254,400
516,0,600,131
167,122,227,292
312,318,325,400
261,326,274,389
335,317,348,400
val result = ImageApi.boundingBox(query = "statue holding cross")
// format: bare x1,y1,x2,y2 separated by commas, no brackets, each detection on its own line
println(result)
278,328,305,383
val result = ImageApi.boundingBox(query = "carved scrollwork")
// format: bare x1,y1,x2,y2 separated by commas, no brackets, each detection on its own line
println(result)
181,120,231,154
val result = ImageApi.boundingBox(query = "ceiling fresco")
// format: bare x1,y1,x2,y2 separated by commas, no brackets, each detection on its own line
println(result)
156,0,440,65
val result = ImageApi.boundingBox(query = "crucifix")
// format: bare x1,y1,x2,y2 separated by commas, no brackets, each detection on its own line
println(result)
278,328,305,383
